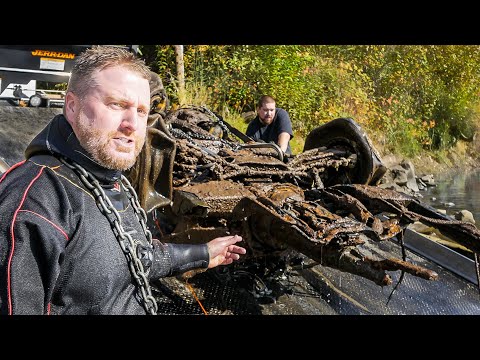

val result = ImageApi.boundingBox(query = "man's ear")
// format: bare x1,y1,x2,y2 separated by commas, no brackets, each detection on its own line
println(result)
64,91,76,122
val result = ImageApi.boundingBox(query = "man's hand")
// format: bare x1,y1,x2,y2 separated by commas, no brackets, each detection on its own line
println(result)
207,234,246,268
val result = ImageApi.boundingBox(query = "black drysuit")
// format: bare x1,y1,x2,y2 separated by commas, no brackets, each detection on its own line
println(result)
0,114,209,315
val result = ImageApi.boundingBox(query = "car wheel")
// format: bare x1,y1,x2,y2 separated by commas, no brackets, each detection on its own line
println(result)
28,94,43,107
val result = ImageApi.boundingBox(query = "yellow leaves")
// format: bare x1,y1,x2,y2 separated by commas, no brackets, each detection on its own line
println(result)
422,138,432,146
422,120,436,129
338,61,352,71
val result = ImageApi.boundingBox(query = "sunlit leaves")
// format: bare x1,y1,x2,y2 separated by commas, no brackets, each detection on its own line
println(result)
140,45,480,157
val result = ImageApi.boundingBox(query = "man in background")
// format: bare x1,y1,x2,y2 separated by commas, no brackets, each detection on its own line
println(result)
246,95,294,156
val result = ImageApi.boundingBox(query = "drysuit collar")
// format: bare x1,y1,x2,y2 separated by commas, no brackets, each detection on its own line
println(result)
25,114,122,184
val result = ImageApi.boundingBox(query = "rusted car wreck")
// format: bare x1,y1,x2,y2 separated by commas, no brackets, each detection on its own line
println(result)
122,75,480,314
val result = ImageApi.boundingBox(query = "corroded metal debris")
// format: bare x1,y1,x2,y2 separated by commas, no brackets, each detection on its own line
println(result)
127,74,480,295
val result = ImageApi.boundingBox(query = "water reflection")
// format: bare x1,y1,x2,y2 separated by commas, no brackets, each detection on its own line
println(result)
422,168,480,222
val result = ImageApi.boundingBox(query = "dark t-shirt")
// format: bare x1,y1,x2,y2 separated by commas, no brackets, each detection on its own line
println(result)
246,108,294,155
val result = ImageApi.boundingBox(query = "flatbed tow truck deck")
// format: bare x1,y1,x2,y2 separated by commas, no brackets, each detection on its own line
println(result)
153,232,480,315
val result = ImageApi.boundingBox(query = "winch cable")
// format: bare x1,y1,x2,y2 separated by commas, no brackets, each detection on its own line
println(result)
474,254,480,295
386,229,407,306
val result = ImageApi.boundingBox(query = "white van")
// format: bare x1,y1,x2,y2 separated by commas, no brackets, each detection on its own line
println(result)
0,45,138,107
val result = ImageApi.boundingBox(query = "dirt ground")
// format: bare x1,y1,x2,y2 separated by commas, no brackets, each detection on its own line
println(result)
0,104,61,166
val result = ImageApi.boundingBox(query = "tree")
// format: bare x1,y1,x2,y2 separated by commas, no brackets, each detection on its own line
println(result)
174,45,185,105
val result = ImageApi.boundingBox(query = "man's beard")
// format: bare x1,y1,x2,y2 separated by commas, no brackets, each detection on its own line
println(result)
75,113,145,171
259,115,273,125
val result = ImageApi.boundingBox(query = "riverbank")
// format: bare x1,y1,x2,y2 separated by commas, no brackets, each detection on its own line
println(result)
381,138,480,178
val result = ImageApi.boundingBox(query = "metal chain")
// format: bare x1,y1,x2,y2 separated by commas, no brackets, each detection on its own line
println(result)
60,157,158,315
196,104,231,137
179,104,236,144
170,122,238,154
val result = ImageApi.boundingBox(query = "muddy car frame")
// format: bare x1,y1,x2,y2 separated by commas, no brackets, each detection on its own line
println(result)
126,77,480,311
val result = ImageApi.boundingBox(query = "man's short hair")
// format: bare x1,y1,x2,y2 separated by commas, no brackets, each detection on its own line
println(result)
67,45,151,99
257,95,276,108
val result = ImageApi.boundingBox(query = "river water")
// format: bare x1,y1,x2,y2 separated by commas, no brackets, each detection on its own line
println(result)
420,168,480,222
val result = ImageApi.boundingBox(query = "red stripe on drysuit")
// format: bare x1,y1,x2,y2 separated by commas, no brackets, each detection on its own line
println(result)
7,166,45,315
0,160,26,183
19,210,70,241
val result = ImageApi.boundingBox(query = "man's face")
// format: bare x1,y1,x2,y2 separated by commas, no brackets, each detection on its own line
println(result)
257,101,276,126
70,66,150,170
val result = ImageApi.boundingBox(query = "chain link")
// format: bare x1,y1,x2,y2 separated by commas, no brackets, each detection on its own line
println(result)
60,157,158,315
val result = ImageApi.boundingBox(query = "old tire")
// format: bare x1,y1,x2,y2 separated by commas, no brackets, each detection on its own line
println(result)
303,117,386,185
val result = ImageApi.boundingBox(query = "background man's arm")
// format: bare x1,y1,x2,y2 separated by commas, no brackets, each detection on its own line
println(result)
277,132,291,153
